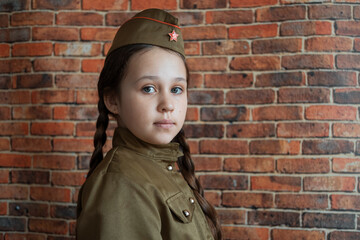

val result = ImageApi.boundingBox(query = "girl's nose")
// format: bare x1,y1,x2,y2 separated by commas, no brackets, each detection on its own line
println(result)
158,95,174,112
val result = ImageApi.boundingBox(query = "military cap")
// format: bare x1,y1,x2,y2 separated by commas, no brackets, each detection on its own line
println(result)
107,9,185,58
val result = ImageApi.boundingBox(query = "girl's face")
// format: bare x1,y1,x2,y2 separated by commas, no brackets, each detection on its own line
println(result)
111,46,188,145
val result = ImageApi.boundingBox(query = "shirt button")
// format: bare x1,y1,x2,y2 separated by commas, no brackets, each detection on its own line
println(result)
189,197,195,204
166,165,173,171
183,210,190,217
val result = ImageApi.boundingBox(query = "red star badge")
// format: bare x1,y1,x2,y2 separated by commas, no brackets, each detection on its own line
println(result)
168,30,179,42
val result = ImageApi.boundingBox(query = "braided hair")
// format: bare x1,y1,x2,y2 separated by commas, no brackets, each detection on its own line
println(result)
87,44,222,239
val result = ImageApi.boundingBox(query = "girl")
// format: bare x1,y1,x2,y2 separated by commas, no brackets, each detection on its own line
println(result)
76,9,222,240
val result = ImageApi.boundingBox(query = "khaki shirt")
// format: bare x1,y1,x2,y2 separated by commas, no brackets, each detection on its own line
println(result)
76,127,214,240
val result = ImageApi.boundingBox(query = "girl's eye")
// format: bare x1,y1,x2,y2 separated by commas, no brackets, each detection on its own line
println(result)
171,87,183,94
142,86,155,93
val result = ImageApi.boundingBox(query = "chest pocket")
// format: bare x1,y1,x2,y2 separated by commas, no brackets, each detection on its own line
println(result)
166,192,195,224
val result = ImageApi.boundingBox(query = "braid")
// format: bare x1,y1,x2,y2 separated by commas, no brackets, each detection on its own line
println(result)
87,96,109,177
176,129,222,240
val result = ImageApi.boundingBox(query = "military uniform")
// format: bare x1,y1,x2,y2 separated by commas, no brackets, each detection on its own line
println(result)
76,127,214,239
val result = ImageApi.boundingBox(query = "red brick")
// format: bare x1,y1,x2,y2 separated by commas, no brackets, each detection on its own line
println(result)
33,27,78,41
277,122,329,138
281,21,332,36
54,43,101,56
303,140,353,155
12,137,51,152
333,123,360,138
31,90,75,103
203,41,249,55
0,44,10,57
82,59,105,73
171,12,204,26
0,15,8,28
218,209,245,224
249,210,300,227
336,20,360,36
51,172,86,186
182,26,227,40
199,175,247,190
204,73,253,88
253,106,303,121
252,38,302,54
80,28,121,41
76,122,95,137
335,88,360,104
0,59,32,73
33,0,80,9
53,106,98,120
11,12,53,26
250,140,300,155
132,0,176,10
53,138,93,152
34,58,80,72
31,122,74,136
0,170,9,183
188,90,224,105
277,158,330,173
0,138,10,151
200,140,248,154
282,54,333,69
309,5,351,19
188,73,202,88
308,71,357,86
9,202,48,217
204,191,221,207
0,28,30,42
187,57,227,72
230,0,277,8
0,154,31,168
11,170,49,184
0,0,29,11
181,0,226,9
50,205,76,219
229,24,278,39
56,12,103,26
223,226,269,240
333,158,360,173
331,195,360,210
206,10,252,24
83,0,127,10
256,72,304,87
226,89,275,104
0,122,28,136
13,106,52,120
355,6,360,19
0,76,11,89
184,124,224,138
192,157,221,171
15,74,53,89
272,229,325,240
230,56,280,71
184,42,200,55
303,212,354,229
3,233,46,240
224,157,274,173
200,107,249,121
0,185,28,199
305,105,356,120
185,107,199,121
30,187,71,202
306,37,352,51
0,202,7,214
304,176,355,191
55,74,98,88
275,194,328,210
0,91,30,104
105,12,138,26
337,54,360,70
28,219,67,234
329,231,360,240
33,155,76,170
256,6,306,22
252,176,301,192
279,88,330,103
223,192,273,208
76,89,98,104
227,123,275,138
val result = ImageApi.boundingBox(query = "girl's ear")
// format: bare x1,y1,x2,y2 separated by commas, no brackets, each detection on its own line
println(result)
103,91,120,115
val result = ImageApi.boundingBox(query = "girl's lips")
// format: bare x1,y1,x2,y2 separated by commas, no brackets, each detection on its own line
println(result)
154,120,175,129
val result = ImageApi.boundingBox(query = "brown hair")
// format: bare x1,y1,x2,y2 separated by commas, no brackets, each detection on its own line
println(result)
87,44,222,240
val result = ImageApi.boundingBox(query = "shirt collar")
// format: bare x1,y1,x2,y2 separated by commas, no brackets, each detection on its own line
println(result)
112,127,183,162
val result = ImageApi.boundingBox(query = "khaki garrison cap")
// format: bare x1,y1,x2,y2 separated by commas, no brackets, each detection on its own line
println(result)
107,9,185,58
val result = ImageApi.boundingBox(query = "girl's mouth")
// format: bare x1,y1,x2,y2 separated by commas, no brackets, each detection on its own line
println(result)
154,120,175,129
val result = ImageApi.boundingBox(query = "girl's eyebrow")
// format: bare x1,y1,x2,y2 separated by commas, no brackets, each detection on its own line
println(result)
135,75,186,83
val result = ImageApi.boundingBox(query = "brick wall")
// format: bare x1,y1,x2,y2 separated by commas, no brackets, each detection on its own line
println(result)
1,0,360,239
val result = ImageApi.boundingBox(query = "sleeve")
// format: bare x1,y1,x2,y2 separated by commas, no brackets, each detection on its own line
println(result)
76,172,163,240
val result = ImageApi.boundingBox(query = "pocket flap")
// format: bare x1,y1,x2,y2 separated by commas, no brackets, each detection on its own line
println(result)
166,192,195,224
